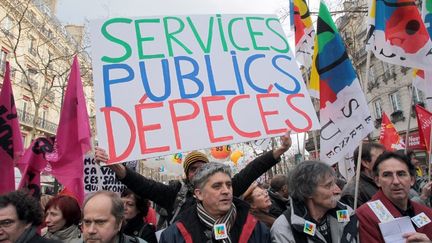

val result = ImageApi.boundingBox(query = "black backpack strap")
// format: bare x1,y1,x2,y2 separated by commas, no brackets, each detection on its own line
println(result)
283,209,308,243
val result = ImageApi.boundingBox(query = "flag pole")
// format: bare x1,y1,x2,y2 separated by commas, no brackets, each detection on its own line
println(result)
304,69,319,159
404,84,415,154
429,124,432,182
353,50,372,210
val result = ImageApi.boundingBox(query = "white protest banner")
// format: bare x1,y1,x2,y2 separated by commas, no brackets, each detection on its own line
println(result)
83,155,137,193
90,14,319,164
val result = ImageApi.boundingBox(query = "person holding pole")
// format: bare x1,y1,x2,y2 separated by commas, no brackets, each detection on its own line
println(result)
340,143,385,208
95,130,292,229
357,152,432,242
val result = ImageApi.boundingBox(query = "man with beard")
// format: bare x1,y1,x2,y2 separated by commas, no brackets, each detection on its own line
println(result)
160,162,271,242
271,161,358,243
357,152,432,243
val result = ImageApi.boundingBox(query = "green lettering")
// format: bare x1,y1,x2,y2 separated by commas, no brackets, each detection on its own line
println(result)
187,16,214,53
246,17,269,51
101,18,133,63
216,14,228,52
163,17,192,57
266,18,289,53
135,18,165,59
228,17,249,51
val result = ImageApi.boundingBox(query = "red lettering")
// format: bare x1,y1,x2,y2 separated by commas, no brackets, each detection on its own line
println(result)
202,96,233,143
135,102,169,155
285,93,313,132
101,107,135,163
169,99,199,149
227,95,261,138
256,93,285,135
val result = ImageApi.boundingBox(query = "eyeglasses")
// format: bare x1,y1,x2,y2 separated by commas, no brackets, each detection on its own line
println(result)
0,219,16,229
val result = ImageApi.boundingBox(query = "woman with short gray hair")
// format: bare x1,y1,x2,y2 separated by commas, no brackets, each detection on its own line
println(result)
271,161,358,243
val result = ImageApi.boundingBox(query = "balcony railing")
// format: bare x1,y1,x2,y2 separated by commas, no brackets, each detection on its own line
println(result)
17,108,57,133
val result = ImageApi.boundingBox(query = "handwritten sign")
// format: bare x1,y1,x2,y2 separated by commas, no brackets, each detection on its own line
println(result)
90,14,319,164
83,155,136,193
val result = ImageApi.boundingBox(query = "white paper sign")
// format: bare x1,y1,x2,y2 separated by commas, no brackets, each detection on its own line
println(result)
379,216,416,243
90,14,319,164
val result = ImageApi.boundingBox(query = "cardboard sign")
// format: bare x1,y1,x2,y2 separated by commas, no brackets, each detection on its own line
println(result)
90,14,319,164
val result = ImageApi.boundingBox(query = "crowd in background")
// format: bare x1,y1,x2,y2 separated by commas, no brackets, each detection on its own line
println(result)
1,131,432,242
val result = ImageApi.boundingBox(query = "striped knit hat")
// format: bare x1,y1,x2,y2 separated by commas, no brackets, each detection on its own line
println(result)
183,151,209,175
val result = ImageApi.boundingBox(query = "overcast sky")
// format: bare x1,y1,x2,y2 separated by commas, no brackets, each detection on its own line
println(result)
55,0,336,25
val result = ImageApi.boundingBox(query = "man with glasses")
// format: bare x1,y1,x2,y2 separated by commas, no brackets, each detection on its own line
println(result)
357,152,432,242
0,190,60,243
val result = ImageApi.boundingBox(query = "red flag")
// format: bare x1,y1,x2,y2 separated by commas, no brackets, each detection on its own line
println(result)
379,112,405,151
416,105,432,153
0,62,24,194
49,56,91,205
17,137,53,198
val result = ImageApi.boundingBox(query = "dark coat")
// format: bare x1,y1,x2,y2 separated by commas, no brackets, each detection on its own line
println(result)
120,151,279,223
268,189,289,218
122,214,157,243
159,198,271,243
340,172,378,208
29,234,62,243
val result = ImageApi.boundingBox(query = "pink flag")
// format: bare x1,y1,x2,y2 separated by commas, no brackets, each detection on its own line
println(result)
49,56,91,205
17,137,53,198
0,62,24,194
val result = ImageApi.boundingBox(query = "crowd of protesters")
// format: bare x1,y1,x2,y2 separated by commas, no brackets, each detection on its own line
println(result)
2,130,432,242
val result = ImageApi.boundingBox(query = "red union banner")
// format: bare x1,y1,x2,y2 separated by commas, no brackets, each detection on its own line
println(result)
405,131,426,151
416,105,432,153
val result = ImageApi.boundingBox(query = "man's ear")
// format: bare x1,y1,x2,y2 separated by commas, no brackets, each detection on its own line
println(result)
374,176,381,187
195,188,204,201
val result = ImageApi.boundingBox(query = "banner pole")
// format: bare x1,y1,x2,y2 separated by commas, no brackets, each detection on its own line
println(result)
354,50,372,210
304,69,319,159
429,124,432,183
404,86,415,154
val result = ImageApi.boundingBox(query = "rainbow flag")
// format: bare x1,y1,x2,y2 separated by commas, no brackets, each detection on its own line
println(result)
293,0,315,69
314,1,374,164
366,0,432,69
413,0,432,109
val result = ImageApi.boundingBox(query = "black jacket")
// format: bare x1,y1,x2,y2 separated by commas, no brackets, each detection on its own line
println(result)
120,151,279,222
29,235,62,243
268,189,289,218
340,172,378,208
159,198,271,243
122,214,157,243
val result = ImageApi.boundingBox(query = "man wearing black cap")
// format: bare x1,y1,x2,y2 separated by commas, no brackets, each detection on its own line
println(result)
95,130,292,228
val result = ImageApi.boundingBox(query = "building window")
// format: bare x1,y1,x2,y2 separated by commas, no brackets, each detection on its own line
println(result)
373,98,383,119
410,85,424,104
389,92,402,112
0,49,7,74
29,36,36,55
41,108,47,128
1,15,13,34
368,65,375,82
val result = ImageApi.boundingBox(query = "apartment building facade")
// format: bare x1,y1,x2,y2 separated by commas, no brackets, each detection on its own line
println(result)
0,0,94,148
